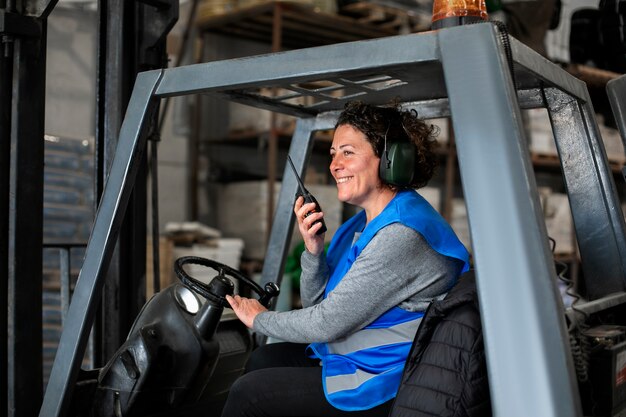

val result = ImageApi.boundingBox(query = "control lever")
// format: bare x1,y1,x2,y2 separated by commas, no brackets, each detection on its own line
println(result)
258,282,280,307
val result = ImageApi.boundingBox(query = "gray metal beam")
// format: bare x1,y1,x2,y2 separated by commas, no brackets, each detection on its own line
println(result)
510,37,588,101
0,9,42,36
8,21,47,417
260,117,318,290
0,20,12,417
39,69,163,417
258,111,335,300
151,31,588,116
402,88,552,120
565,291,626,326
95,0,133,367
154,32,440,97
607,75,626,170
2,5,57,417
439,24,581,417
545,87,626,299
23,0,59,18
259,113,336,343
94,0,177,367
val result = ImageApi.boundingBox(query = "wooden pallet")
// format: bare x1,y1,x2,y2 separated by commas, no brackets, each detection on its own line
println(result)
197,0,240,20
531,151,560,167
531,151,626,173
340,1,431,33
565,64,622,88
196,0,400,49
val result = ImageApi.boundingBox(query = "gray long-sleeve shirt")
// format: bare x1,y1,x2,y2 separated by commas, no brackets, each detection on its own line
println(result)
253,222,463,343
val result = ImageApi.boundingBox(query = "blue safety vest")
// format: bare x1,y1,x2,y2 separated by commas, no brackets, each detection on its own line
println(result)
308,189,470,411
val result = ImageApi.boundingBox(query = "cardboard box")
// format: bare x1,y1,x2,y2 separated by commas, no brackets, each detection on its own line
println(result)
171,238,245,292
527,108,558,157
542,192,574,255
146,237,175,297
451,198,472,253
599,122,625,164
418,186,442,214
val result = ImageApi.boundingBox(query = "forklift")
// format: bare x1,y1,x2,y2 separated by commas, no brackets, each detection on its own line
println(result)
38,19,626,417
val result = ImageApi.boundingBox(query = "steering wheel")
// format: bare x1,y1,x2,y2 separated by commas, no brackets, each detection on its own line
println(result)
174,256,280,308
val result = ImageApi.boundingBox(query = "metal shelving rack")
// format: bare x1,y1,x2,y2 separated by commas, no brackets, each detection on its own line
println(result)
41,23,626,417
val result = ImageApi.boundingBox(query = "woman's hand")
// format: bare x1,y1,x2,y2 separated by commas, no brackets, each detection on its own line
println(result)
294,196,325,256
225,294,267,329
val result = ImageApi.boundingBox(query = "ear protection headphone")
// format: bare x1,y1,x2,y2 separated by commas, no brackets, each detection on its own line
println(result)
378,123,416,187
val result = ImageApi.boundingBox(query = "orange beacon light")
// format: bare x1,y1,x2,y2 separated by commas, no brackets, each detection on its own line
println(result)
431,0,488,29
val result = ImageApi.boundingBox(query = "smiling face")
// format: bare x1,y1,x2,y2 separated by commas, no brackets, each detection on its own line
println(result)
330,124,395,215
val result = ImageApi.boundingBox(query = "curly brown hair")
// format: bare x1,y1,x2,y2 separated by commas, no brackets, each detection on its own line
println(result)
335,100,439,189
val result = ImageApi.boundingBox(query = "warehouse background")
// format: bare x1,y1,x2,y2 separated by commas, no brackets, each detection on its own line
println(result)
0,1,621,415
38,0,625,383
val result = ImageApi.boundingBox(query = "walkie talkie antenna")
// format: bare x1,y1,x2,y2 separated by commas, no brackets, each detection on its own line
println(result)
286,155,327,235
287,156,307,195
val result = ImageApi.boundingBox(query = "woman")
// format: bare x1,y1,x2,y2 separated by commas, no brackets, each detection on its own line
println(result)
222,101,470,417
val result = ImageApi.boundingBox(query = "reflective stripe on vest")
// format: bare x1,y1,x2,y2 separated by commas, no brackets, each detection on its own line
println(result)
327,316,423,355
326,368,378,394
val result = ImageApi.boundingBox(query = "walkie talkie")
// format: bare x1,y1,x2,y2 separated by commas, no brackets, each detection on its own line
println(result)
287,156,327,235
